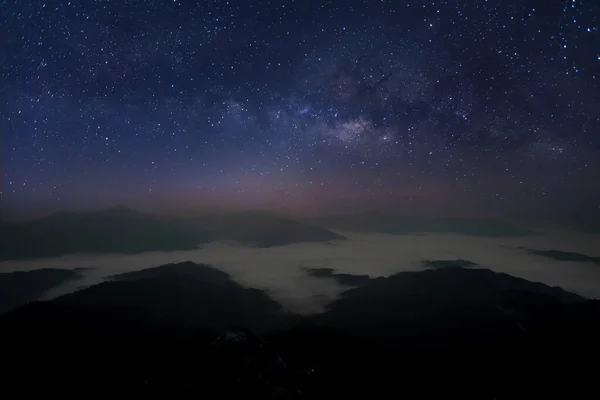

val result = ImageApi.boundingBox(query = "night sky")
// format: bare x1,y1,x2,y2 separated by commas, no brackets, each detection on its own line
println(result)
2,0,599,219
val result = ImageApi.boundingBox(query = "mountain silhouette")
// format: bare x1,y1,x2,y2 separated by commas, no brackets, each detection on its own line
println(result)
0,208,345,260
519,247,600,264
288,267,599,398
112,260,235,283
2,264,599,398
307,212,537,237
0,208,212,260
185,210,346,247
17,261,293,332
0,268,83,314
0,261,298,395
310,266,585,346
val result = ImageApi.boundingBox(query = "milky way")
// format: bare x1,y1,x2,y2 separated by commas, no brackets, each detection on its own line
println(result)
1,0,599,218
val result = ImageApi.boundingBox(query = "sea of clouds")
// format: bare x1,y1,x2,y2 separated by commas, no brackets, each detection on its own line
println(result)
1,230,599,314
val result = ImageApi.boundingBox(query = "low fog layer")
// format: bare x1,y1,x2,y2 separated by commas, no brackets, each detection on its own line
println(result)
1,230,599,314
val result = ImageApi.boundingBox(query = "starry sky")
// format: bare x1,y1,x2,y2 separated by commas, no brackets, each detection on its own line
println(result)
2,0,599,220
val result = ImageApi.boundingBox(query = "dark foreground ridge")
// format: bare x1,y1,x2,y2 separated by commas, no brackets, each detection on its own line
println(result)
47,261,292,332
0,268,83,314
1,263,599,398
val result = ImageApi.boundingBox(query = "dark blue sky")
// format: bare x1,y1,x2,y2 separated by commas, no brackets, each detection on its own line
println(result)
2,0,599,219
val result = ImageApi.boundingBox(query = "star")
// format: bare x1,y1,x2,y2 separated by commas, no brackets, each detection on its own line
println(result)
1,0,599,219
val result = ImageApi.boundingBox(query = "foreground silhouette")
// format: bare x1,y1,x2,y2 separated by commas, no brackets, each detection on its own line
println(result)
0,268,82,314
1,262,598,398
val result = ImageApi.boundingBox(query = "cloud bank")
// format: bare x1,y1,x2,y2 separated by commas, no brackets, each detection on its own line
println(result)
1,230,599,314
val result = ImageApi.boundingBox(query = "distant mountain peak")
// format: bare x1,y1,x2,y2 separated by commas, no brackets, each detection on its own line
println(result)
101,205,138,215
46,205,139,219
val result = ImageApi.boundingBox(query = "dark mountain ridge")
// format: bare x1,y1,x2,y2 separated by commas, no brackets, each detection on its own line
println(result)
0,207,345,261
1,262,599,397
0,268,83,314
186,210,346,247
0,207,210,260
311,266,584,344
306,212,537,237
